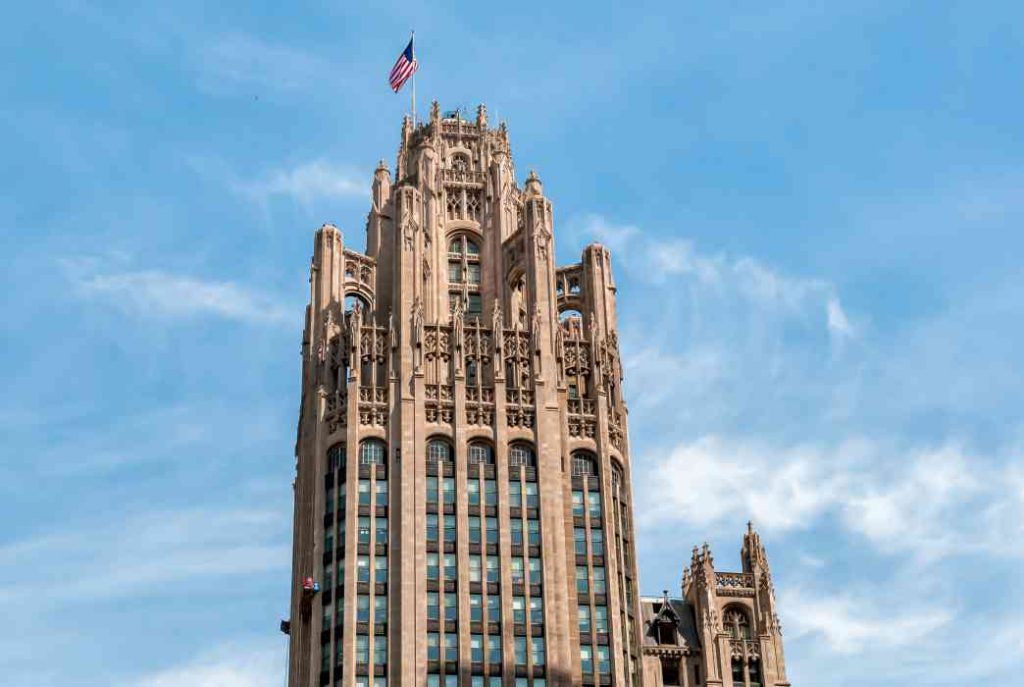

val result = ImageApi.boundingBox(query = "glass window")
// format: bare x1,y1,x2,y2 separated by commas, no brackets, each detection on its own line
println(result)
470,594,483,621
489,678,501,687
428,440,453,464
471,634,484,662
338,487,347,512
467,293,482,315
510,557,525,584
328,443,346,472
427,633,440,660
375,678,387,687
357,595,370,622
580,646,593,673
578,605,591,633
374,595,387,623
469,555,482,582
514,637,527,666
375,556,388,583
473,678,484,687
591,529,604,556
508,444,534,467
574,528,587,555
444,592,458,621
596,646,611,674
486,517,499,544
469,443,493,464
442,477,456,504
571,452,596,477
530,637,546,666
576,566,589,594
529,596,544,625
587,491,602,518
467,263,481,285
592,566,606,594
486,556,500,583
528,558,542,584
527,520,540,545
469,516,481,544
356,635,369,664
426,476,439,503
326,486,334,514
487,594,501,622
375,480,388,507
524,482,539,508
572,490,585,516
358,479,371,505
360,440,386,465
467,480,480,505
512,596,526,624
356,678,369,687
375,518,388,544
443,554,457,579
484,479,497,506
428,677,440,687
445,677,457,687
444,515,457,542
358,517,371,544
324,524,334,551
357,555,370,582
594,605,608,633
444,634,458,661
427,514,439,542
487,635,502,662
427,553,439,580
427,592,440,621
508,480,522,506
511,519,523,545
448,261,462,283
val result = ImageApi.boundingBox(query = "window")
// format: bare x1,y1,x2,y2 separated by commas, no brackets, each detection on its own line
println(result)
587,491,602,518
512,596,526,624
486,517,499,544
375,480,388,507
529,596,544,625
508,444,534,467
578,605,591,633
749,659,763,687
469,442,493,465
469,516,481,544
484,479,497,506
524,483,539,508
486,556,500,583
724,609,752,640
360,439,386,465
374,595,388,623
580,646,593,673
427,677,440,687
470,594,483,621
426,476,439,504
487,594,501,622
324,523,334,551
442,477,456,504
375,518,388,544
326,486,334,514
576,566,589,594
530,637,546,666
427,633,440,660
444,554,457,579
572,490,585,516
467,480,480,505
427,592,440,621
357,595,370,622
321,640,331,672
375,556,388,583
591,529,604,556
469,555,482,582
358,517,371,544
510,557,525,584
511,519,523,545
357,555,370,582
467,293,482,315
448,235,481,317
594,606,608,633
732,659,745,685
445,677,457,687
427,553,439,580
427,514,439,542
574,528,587,555
527,520,540,545
328,443,346,472
596,646,611,674
471,634,484,662
514,637,528,666
444,592,458,621
358,479,371,505
528,558,542,584
487,635,502,662
508,480,522,507
444,634,458,661
428,439,453,464
592,567,606,594
571,452,597,477
444,515,457,542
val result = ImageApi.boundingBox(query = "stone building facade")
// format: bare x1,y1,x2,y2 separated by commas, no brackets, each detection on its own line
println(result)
285,103,790,687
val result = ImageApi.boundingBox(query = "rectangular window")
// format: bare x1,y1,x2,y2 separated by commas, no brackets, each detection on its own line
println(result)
591,529,604,556
445,676,458,687
443,554,457,579
470,593,483,621
359,479,372,505
530,637,546,666
524,482,539,508
427,476,438,504
576,566,590,594
527,519,540,545
444,515,457,543
597,646,611,674
467,293,482,315
574,528,587,555
510,557,525,584
427,633,440,660
324,563,334,590
508,480,522,507
357,555,370,582
326,486,334,514
356,635,369,664
375,518,388,544
587,491,602,518
374,595,387,623
374,637,387,665
512,596,526,624
448,262,462,283
467,480,480,505
428,676,440,687
375,556,388,583
484,479,497,506
578,605,591,633
427,514,439,542
324,524,334,551
375,480,388,507
469,555,482,583
357,595,370,622
338,488,346,513
572,490,585,516
427,553,439,580
469,516,481,544
427,592,440,621
467,263,481,285
489,678,501,687
359,517,371,544
592,566,606,594
529,596,544,625
514,637,527,666
487,594,501,622
486,556,500,583
444,592,458,621
487,635,502,663
510,519,523,545
322,600,332,629
594,605,608,633
473,678,484,687
442,478,456,504
528,558,542,584
580,646,593,673
486,517,499,544
321,641,331,672
444,634,458,661
471,634,484,662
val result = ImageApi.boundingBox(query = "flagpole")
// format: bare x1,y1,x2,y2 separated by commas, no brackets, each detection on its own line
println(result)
411,30,416,125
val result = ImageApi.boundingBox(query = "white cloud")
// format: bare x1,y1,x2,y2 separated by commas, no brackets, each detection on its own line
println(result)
64,259,292,325
234,159,367,205
637,436,1022,560
195,33,334,94
129,643,283,687
780,589,952,654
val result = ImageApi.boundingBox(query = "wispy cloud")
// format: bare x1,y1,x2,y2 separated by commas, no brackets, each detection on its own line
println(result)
194,33,335,94
126,642,284,687
232,159,367,205
63,258,292,325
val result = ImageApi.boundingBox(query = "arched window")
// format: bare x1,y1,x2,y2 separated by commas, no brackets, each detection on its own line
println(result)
345,293,370,315
469,442,494,465
359,439,386,465
571,451,597,477
427,438,454,464
723,608,752,640
448,235,482,317
508,443,535,467
327,443,347,473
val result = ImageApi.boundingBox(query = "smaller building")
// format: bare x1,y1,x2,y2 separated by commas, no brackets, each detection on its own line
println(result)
640,525,789,687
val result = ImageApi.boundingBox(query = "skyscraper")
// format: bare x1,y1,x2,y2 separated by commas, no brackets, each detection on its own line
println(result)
285,103,789,687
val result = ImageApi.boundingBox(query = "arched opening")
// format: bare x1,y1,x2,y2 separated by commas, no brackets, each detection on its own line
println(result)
468,441,494,465
359,439,386,466
571,451,598,477
448,234,482,318
427,438,454,465
723,607,752,640
508,443,536,468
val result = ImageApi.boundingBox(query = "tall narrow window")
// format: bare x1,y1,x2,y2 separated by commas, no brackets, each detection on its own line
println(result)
359,439,386,465
448,235,482,318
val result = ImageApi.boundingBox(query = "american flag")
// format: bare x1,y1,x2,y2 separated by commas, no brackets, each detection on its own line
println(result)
388,37,418,93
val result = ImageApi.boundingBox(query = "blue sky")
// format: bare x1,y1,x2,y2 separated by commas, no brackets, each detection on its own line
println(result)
2,1,1023,685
